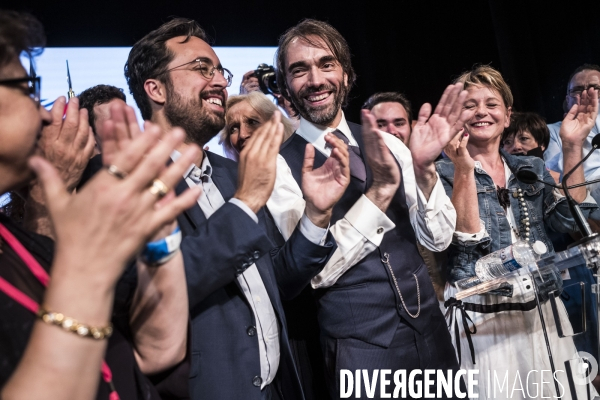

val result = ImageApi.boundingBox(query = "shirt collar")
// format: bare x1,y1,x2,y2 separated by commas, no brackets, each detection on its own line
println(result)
296,112,355,156
171,149,212,182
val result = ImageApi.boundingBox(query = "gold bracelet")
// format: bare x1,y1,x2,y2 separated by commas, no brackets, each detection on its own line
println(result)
36,306,113,340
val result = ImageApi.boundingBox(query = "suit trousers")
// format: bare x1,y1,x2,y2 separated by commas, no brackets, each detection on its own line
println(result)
322,310,463,399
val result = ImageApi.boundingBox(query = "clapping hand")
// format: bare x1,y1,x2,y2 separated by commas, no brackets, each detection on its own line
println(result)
234,111,284,213
443,129,475,173
560,88,599,147
36,96,95,192
409,83,474,170
29,102,202,287
301,134,350,227
361,110,401,212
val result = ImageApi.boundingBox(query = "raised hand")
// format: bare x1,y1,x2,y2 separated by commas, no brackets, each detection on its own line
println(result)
560,87,599,202
444,130,475,173
234,111,284,213
409,83,474,170
239,70,260,94
301,133,350,227
36,96,95,192
560,88,599,146
361,110,401,212
29,111,202,287
101,104,145,166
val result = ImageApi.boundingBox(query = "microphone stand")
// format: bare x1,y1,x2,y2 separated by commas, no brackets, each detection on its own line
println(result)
515,142,600,398
561,141,598,239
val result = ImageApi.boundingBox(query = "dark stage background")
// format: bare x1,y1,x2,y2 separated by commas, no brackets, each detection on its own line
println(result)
6,0,600,124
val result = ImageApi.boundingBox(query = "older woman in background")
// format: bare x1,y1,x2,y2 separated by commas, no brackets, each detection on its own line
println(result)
220,91,295,160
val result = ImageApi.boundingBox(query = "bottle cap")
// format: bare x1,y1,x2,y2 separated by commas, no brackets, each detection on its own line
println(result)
532,240,547,255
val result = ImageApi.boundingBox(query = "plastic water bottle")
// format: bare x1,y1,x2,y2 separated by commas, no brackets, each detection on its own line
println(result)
474,240,548,281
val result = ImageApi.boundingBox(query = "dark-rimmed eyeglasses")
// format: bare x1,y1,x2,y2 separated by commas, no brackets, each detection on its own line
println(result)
0,76,41,107
162,58,233,87
568,85,600,98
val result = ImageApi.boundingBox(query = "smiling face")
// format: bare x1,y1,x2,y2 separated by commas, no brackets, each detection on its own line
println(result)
462,85,511,145
370,101,411,144
284,36,348,127
0,57,51,192
226,100,267,153
161,36,229,146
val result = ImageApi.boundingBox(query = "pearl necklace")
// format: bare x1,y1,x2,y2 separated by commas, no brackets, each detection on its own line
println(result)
511,188,531,241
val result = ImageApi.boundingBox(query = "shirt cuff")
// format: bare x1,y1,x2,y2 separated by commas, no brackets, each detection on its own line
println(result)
228,198,259,224
453,219,488,244
299,214,329,245
346,194,395,241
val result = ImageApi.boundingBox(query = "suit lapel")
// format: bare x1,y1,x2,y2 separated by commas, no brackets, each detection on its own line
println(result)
207,152,238,200
175,178,206,232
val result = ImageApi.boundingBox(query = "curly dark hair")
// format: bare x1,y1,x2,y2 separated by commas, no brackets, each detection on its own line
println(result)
0,9,45,75
361,92,413,126
124,18,208,120
275,19,356,115
78,85,126,134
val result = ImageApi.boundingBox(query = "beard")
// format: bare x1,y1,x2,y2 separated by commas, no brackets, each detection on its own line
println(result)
164,87,225,147
289,82,348,126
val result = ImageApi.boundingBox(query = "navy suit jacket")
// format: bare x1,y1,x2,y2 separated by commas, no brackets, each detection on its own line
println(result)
176,152,336,400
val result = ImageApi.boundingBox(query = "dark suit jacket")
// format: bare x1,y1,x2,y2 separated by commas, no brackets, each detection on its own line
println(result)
176,152,336,400
280,122,445,370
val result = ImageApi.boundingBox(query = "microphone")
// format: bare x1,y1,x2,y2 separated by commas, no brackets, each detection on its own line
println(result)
516,169,600,190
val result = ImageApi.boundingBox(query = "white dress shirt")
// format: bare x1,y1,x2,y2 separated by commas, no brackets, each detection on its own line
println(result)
174,151,327,389
267,114,457,289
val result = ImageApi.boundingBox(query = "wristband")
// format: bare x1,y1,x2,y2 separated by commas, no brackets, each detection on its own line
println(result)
141,226,182,266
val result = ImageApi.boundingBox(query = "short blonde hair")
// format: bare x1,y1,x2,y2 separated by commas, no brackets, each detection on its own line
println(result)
454,65,513,108
219,91,295,160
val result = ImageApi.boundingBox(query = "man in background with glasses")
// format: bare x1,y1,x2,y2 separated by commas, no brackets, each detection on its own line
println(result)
544,64,600,389
125,18,351,400
545,64,600,206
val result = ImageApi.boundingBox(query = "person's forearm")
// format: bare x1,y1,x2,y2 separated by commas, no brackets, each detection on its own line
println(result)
365,182,398,213
304,202,332,228
561,143,587,203
413,162,437,202
452,168,480,233
2,253,116,400
130,252,188,375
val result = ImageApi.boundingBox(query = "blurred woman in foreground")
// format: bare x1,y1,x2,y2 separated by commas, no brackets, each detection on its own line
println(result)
0,10,200,400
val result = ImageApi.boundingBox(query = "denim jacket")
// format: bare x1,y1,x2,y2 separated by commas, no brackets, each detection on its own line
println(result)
435,149,597,295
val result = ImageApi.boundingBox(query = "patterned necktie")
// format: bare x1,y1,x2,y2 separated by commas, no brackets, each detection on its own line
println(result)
331,130,366,182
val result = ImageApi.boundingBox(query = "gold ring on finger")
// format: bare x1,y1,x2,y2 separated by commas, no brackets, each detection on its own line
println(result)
149,179,169,198
106,164,128,180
